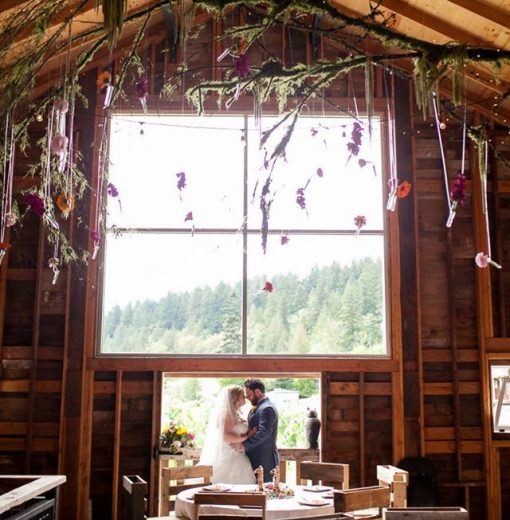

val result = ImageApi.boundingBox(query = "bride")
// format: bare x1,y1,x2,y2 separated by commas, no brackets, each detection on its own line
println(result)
199,385,257,484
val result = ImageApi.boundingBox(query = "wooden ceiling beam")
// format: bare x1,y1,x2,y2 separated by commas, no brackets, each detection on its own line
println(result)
0,1,29,15
446,0,510,31
378,0,480,44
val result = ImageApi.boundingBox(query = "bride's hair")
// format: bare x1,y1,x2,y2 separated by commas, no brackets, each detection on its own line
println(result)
225,385,244,417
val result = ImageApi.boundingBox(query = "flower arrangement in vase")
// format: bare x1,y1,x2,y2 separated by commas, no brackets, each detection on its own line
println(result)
160,420,195,454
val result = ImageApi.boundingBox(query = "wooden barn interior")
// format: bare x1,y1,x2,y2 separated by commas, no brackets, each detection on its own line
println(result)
3,1,510,519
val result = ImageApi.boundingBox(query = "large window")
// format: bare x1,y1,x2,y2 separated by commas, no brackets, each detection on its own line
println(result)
99,114,387,355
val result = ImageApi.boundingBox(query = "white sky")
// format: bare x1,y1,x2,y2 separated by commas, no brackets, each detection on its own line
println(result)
102,114,384,311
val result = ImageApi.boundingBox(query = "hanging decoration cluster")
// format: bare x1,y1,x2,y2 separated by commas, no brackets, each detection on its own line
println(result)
1,0,510,268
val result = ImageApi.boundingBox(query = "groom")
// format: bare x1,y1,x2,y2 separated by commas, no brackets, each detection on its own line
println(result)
243,378,279,482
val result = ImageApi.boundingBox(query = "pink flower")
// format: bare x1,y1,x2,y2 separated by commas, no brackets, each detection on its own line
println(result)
451,171,467,206
296,188,306,210
91,229,101,243
51,134,68,156
107,183,119,197
263,281,273,293
24,193,45,217
136,78,149,99
347,122,363,156
475,252,502,269
475,253,488,268
184,211,193,222
235,53,250,78
354,215,367,228
176,172,186,191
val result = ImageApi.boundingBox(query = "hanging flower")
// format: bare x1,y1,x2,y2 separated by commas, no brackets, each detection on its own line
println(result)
91,229,101,244
97,70,112,90
263,281,273,293
136,78,149,100
451,171,466,206
475,252,502,269
0,241,11,251
24,193,45,217
107,183,119,197
235,53,250,78
296,188,306,210
53,98,69,114
184,211,193,222
354,215,367,235
56,193,75,213
310,127,318,137
176,172,186,191
5,212,16,227
396,180,412,198
50,134,68,156
280,234,289,245
316,167,324,178
347,122,363,156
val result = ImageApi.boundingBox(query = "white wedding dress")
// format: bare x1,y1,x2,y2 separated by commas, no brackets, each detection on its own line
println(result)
210,419,256,484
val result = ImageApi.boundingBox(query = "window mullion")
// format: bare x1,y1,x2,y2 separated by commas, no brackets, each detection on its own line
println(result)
242,115,248,355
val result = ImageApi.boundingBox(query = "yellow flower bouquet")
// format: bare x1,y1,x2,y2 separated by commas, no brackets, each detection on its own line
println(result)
160,420,195,454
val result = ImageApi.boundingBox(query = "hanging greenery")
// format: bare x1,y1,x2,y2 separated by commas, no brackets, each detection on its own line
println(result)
1,0,510,265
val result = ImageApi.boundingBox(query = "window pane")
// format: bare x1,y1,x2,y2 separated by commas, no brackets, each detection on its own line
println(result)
101,232,242,354
108,115,245,228
491,365,510,432
247,116,383,230
246,234,386,355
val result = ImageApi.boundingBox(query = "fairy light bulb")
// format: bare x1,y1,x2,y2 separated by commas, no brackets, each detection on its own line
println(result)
36,113,43,122
439,119,447,130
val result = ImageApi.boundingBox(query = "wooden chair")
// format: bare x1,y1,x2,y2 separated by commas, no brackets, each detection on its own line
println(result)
300,461,350,490
160,464,213,516
333,465,408,519
123,475,148,520
193,491,266,520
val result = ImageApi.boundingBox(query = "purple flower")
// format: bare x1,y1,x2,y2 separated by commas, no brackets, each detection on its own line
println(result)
451,171,466,206
184,211,193,222
347,122,363,156
235,54,250,79
316,168,324,178
176,172,186,191
24,193,45,217
91,229,101,243
296,188,306,210
280,234,289,245
136,78,149,99
107,183,119,197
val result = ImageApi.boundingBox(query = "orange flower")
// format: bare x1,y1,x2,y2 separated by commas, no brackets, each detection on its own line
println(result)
56,193,75,213
0,241,11,250
396,180,412,199
97,70,112,90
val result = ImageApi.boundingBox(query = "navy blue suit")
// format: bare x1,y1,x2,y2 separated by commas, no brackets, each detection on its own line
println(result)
244,397,279,482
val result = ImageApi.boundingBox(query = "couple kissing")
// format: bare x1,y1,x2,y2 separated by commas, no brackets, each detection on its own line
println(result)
199,378,279,484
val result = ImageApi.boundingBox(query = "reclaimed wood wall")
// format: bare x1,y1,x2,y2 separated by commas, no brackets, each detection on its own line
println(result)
0,16,507,520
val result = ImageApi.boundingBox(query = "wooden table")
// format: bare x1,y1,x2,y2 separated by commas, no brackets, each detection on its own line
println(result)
0,475,66,515
175,484,335,519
